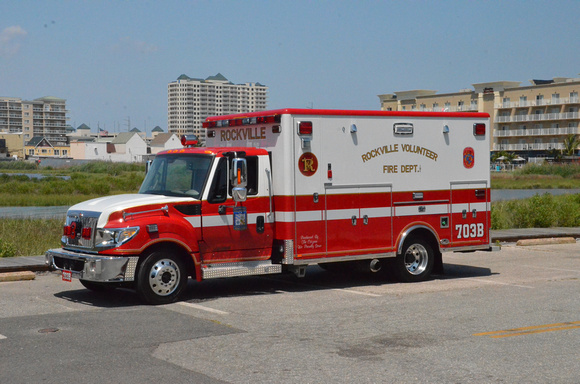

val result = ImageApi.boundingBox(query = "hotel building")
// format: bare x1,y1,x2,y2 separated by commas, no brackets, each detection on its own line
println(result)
168,73,268,144
379,77,580,161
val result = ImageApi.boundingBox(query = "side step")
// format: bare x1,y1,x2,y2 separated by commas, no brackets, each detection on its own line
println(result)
201,260,282,280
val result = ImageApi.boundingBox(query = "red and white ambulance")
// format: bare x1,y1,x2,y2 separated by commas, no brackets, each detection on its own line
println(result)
46,108,494,304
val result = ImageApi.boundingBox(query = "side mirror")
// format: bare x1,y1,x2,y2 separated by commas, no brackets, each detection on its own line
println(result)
231,158,247,202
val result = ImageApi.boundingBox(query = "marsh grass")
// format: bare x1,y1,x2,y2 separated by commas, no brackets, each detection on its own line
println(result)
491,193,580,229
0,218,63,257
491,163,580,189
0,163,145,206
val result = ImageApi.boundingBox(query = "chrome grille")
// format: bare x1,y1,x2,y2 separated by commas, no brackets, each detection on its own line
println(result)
63,210,100,249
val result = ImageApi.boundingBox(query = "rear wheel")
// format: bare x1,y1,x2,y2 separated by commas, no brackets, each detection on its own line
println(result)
137,251,188,305
393,238,434,282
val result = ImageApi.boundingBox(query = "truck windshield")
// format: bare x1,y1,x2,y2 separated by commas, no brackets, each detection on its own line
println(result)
139,154,213,199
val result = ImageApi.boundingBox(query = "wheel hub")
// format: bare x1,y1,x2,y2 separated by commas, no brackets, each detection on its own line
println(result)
148,259,180,296
404,244,429,275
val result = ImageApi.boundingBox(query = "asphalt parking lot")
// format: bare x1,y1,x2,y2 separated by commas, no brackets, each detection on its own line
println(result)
1,241,579,383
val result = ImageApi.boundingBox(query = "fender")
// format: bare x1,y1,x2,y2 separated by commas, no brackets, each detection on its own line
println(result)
396,223,441,255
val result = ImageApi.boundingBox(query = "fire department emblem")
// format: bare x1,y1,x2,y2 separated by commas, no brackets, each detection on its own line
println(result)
298,152,318,177
463,147,475,169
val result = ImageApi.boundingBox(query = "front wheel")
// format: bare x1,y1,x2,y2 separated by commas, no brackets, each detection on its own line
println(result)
137,251,188,305
393,238,434,282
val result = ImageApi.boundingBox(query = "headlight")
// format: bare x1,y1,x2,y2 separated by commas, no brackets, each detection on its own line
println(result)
95,227,139,249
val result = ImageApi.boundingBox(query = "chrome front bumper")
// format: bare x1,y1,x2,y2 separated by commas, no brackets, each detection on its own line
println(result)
46,248,139,282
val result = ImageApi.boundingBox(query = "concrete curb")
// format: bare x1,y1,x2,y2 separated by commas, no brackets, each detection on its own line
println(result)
516,237,577,246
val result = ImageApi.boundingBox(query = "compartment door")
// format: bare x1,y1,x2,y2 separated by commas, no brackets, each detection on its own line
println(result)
325,185,392,257
450,182,490,247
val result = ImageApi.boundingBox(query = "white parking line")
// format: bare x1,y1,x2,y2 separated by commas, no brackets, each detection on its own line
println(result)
476,279,534,289
177,302,229,315
0,334,7,340
331,288,382,297
522,264,580,273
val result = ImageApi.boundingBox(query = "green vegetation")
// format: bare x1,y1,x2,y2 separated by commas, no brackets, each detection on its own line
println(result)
0,218,63,257
491,163,580,189
0,161,579,256
491,193,580,230
0,161,145,206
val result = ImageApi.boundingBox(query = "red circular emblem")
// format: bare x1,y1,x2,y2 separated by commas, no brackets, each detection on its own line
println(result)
298,152,318,177
463,147,475,169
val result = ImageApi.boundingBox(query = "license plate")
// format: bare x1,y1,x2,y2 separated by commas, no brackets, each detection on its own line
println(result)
62,270,72,282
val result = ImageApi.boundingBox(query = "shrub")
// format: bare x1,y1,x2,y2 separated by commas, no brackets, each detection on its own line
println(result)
0,239,17,258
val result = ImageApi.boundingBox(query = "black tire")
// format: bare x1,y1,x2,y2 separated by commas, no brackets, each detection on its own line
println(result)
393,238,434,282
79,279,115,292
137,251,188,305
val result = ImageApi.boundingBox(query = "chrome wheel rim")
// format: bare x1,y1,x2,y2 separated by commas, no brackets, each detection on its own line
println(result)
148,259,180,296
404,243,429,275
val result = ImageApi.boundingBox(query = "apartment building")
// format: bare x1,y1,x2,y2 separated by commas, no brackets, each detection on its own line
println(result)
379,77,580,161
167,73,268,143
0,96,69,146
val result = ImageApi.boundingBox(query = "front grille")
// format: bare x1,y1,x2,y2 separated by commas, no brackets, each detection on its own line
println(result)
63,210,100,249
53,256,85,272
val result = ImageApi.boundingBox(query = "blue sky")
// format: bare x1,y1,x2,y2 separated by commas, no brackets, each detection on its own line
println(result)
1,0,579,134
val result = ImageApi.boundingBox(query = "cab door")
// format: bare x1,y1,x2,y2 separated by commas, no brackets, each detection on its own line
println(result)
200,156,274,262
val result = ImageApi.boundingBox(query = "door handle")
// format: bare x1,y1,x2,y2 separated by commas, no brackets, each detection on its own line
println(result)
257,216,265,234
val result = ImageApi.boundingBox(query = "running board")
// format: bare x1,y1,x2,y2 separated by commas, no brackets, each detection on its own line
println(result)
201,260,282,279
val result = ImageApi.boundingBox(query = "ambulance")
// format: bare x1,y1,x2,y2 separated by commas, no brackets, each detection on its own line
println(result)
46,108,494,304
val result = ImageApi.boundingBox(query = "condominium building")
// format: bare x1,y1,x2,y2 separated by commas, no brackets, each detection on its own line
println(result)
0,96,69,146
378,77,580,161
167,73,268,143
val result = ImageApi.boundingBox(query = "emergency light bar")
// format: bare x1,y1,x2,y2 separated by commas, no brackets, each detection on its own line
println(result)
202,114,281,128
181,135,199,147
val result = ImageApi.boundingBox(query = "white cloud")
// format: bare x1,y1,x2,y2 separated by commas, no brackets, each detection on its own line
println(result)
111,36,159,55
0,26,27,57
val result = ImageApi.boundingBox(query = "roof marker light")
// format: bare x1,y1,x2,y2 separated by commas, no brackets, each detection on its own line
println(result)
298,121,313,135
473,123,486,136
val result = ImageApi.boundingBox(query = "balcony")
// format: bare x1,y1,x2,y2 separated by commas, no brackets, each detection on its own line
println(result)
493,142,564,151
495,111,579,123
496,96,580,109
494,126,579,137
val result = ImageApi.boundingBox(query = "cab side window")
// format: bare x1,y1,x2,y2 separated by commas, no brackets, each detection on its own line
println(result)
208,158,227,203
246,156,258,196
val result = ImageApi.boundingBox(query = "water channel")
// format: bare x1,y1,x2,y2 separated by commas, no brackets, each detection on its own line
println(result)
1,189,578,219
